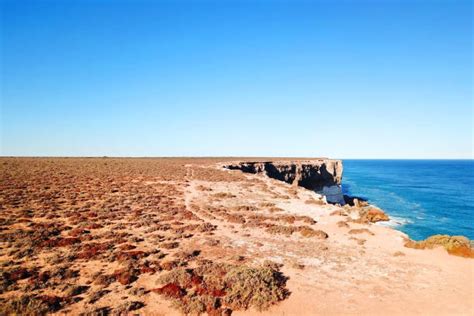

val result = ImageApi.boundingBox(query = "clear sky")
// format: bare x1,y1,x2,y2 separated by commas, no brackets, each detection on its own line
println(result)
1,0,472,158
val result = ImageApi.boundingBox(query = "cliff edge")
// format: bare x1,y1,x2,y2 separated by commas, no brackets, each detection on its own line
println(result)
225,159,345,204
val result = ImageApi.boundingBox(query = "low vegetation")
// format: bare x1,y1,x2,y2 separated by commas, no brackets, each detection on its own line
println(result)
153,261,289,315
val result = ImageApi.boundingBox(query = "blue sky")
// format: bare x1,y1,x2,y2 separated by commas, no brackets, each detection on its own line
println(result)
1,0,472,158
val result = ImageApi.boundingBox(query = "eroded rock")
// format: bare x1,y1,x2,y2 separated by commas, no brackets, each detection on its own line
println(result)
405,235,474,258
225,159,344,204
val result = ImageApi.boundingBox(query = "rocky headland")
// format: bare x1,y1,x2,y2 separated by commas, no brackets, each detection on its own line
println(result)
225,159,345,204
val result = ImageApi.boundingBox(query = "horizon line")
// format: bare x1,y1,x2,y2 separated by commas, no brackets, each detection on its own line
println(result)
0,156,472,160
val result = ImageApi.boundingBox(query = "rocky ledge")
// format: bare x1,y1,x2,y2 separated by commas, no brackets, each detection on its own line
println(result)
225,159,345,204
405,235,474,258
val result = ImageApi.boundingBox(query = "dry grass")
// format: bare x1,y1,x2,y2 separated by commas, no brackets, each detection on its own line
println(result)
298,226,328,238
223,264,288,311
348,228,374,236
0,157,306,314
0,295,64,315
266,224,298,236
154,261,289,314
0,158,236,313
212,192,237,199
337,221,350,228
265,224,328,239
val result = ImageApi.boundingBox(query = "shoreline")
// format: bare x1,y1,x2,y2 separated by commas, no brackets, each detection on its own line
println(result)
220,161,473,315
341,159,474,241
0,157,472,315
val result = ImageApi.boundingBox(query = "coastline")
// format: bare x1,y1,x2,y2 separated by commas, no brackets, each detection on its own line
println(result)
341,159,474,241
0,157,472,315
220,160,473,315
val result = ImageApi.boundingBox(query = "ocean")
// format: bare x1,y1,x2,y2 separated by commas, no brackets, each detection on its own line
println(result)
341,160,474,241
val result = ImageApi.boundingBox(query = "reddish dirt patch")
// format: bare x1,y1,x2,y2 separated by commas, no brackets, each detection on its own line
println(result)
152,283,186,299
113,269,137,285
40,237,81,248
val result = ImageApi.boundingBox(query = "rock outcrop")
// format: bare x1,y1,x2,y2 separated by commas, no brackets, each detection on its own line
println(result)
404,235,474,258
225,159,344,204
359,207,390,223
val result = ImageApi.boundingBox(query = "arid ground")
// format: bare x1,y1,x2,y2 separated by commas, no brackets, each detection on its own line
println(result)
1,158,473,315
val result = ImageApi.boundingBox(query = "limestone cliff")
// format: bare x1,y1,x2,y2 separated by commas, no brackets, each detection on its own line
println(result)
225,159,345,204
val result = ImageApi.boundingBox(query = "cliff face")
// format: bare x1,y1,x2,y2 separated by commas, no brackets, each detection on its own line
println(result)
225,159,345,204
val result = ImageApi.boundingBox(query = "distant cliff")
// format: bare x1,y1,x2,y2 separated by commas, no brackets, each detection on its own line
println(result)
225,159,345,204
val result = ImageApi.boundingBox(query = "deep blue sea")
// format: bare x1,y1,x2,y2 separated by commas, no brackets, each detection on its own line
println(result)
342,160,474,241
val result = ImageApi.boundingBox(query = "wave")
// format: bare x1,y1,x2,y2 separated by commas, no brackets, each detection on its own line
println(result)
343,160,474,240
376,215,411,228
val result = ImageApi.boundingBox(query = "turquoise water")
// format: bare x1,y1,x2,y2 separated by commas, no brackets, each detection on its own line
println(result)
342,160,474,241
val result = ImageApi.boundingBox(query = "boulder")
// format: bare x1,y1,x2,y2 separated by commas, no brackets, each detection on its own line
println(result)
365,208,389,222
